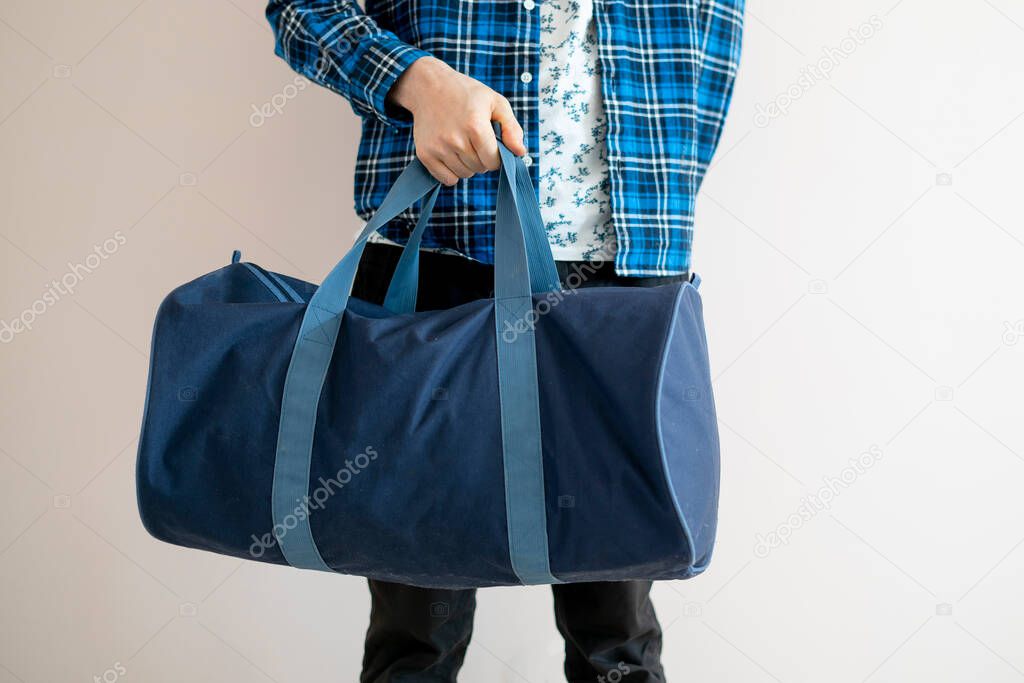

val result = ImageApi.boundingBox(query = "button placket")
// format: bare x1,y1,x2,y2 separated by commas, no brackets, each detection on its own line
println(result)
517,1,540,180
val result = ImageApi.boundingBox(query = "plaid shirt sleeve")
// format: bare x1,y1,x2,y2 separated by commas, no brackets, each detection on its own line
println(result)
266,0,432,127
694,0,745,176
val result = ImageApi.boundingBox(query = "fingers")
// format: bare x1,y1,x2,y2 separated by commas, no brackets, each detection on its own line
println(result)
418,154,460,186
420,129,491,185
412,89,524,186
469,118,501,171
438,149,477,180
454,144,489,175
492,97,526,157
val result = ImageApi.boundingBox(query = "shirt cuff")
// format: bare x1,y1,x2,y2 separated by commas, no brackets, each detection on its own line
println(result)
341,32,431,128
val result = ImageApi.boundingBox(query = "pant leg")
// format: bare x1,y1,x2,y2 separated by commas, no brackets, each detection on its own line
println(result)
361,581,478,683
352,242,496,311
354,244,494,683
554,259,689,290
552,581,665,683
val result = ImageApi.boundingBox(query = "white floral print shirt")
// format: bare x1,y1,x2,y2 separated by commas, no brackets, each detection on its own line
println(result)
538,0,616,262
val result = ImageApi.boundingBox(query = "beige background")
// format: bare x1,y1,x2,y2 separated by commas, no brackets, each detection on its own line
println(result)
2,0,1023,681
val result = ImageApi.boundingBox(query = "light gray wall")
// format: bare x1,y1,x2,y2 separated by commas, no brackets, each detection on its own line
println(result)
1,0,1022,681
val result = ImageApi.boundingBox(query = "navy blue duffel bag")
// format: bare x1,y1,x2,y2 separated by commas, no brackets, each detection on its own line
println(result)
136,141,719,588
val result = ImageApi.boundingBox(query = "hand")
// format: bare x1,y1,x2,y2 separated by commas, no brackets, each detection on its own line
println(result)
388,57,527,186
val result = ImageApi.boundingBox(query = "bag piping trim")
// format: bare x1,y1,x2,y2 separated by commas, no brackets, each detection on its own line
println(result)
654,280,700,573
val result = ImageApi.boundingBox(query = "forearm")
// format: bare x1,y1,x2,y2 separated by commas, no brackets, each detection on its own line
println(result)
267,1,526,186
266,0,431,126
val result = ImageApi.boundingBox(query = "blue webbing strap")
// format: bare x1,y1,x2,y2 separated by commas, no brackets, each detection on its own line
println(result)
272,160,439,571
272,142,557,584
492,144,558,584
384,132,560,315
513,156,562,295
382,184,441,313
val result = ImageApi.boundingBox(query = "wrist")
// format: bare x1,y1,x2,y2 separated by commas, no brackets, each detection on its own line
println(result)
388,56,449,114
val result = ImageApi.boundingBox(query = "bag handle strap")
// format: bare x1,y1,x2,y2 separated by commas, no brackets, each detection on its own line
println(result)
380,184,441,314
384,127,561,313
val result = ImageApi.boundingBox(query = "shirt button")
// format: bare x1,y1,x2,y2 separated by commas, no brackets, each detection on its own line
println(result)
523,0,536,9
522,155,533,167
520,71,533,84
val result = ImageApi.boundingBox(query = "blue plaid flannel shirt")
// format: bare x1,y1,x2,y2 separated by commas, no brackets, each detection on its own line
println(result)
267,0,744,276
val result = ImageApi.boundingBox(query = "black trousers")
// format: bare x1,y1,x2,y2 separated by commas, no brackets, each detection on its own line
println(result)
352,243,688,683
